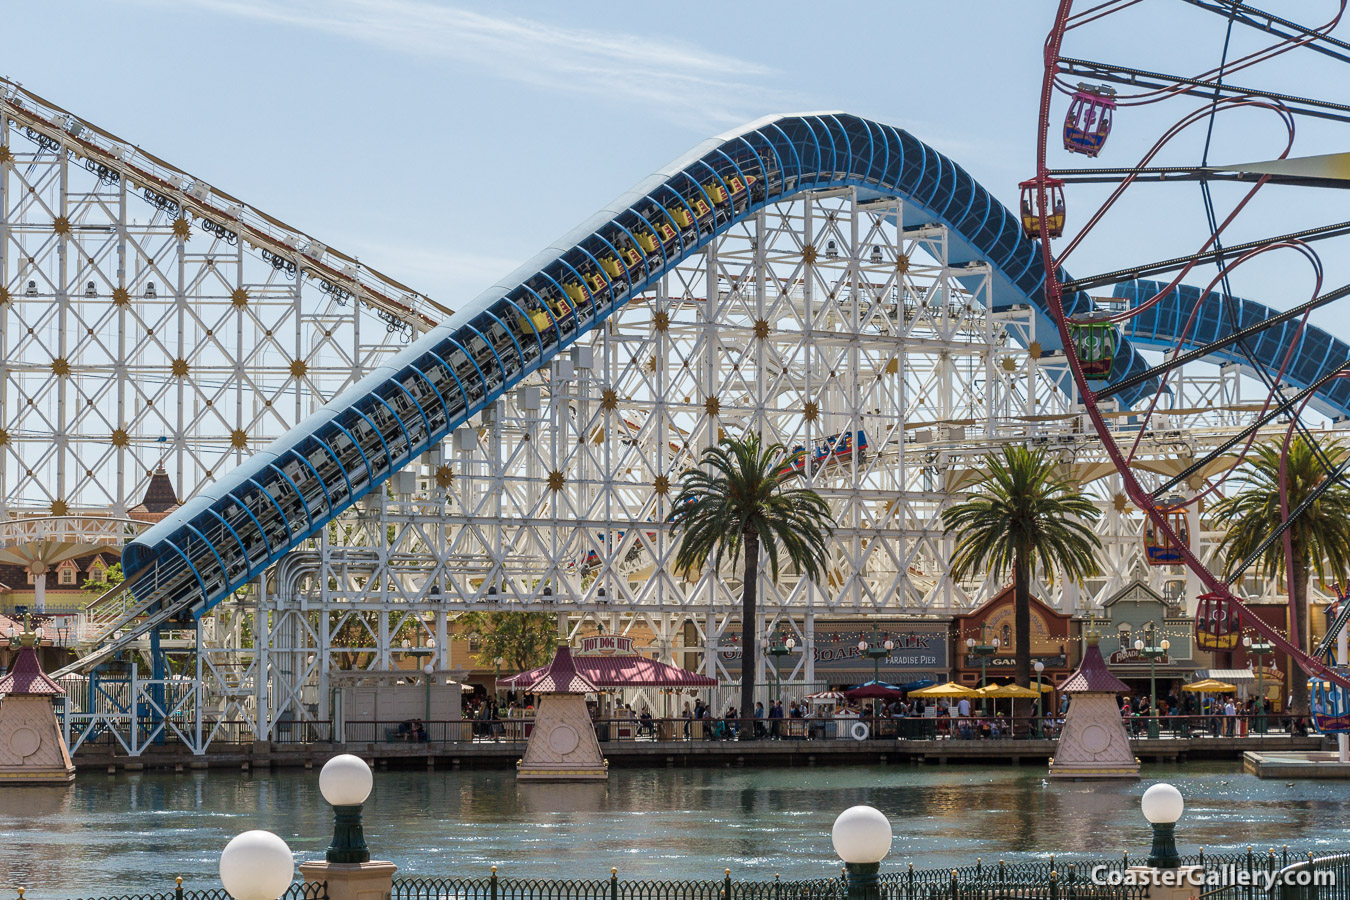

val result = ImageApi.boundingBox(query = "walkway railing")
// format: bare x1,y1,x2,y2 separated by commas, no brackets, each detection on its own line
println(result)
40,879,327,900
59,712,1318,755
8,848,1334,900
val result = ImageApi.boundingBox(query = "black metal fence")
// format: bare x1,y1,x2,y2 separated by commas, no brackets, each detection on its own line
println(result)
37,879,327,900
386,850,1325,900
10,848,1344,900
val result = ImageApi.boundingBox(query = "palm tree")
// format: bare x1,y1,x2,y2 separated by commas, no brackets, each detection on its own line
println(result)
1209,436,1350,716
941,445,1103,688
668,432,834,739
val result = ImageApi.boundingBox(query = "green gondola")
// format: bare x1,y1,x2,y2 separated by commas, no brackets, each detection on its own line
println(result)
1067,316,1118,381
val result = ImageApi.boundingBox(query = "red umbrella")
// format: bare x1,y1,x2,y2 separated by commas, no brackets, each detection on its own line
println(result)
845,683,904,700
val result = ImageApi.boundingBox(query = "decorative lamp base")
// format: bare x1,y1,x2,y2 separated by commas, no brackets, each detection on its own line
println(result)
844,862,881,900
327,804,370,864
1147,822,1180,869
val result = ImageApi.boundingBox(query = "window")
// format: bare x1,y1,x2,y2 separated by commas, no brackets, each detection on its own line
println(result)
58,565,77,586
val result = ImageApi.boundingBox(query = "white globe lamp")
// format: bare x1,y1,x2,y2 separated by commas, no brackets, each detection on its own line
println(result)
832,805,892,900
219,830,294,900
1141,783,1184,868
319,754,373,863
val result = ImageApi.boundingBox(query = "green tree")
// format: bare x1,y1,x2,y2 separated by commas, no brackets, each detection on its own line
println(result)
1209,437,1350,716
455,611,558,676
941,445,1103,688
80,561,123,601
668,432,834,739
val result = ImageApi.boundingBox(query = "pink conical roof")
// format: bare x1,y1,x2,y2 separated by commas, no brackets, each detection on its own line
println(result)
1060,634,1130,694
0,645,65,696
516,644,598,694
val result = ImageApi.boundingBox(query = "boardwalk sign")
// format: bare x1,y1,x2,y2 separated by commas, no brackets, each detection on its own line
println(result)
719,622,948,674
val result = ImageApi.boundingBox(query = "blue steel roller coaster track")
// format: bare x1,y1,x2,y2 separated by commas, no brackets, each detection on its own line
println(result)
51,112,1350,675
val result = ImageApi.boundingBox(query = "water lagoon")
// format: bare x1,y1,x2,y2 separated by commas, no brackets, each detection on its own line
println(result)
2,763,1347,897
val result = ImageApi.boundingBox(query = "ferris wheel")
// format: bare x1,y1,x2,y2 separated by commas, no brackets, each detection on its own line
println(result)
1033,1,1350,694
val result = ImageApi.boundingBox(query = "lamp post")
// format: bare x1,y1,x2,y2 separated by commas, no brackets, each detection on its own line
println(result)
494,656,504,702
318,753,374,863
966,625,1000,714
766,635,795,704
1141,782,1184,869
1243,635,1273,733
832,805,892,900
1033,660,1045,739
219,831,295,900
1134,623,1169,739
402,638,437,722
857,632,895,686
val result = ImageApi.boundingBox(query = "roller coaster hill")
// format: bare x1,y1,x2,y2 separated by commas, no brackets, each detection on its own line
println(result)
5,62,1350,752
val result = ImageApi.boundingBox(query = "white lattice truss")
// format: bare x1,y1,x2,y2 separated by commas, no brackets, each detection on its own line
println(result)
1,90,1315,753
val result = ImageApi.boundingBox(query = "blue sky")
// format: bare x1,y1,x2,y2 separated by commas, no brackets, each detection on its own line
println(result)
5,1,1345,324
4,0,1046,302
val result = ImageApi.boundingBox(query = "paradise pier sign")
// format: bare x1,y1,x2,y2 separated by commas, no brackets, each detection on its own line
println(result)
718,621,949,676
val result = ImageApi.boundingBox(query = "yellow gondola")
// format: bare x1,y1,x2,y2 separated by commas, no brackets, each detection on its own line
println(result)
599,256,623,277
634,231,659,253
703,181,727,204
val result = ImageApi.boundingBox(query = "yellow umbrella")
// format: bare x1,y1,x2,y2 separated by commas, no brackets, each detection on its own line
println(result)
993,685,1042,701
1183,679,1236,692
982,685,1042,701
910,680,979,698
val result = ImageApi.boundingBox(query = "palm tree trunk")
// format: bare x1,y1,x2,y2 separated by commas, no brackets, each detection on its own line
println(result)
1290,543,1311,717
740,529,759,741
1014,555,1032,689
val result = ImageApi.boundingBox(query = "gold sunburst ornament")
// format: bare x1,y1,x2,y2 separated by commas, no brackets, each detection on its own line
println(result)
172,217,191,239
653,475,670,496
547,470,566,492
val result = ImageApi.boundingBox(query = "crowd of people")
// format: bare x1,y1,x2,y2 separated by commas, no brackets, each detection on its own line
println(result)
1118,691,1295,736
391,687,1303,744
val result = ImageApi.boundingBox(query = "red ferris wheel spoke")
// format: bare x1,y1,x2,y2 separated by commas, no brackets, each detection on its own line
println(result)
1094,281,1350,402
1063,223,1350,294
1151,361,1350,499
1049,167,1350,189
1228,453,1350,583
1058,57,1350,121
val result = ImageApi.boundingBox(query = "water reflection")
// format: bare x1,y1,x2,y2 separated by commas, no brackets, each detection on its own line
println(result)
0,763,1347,896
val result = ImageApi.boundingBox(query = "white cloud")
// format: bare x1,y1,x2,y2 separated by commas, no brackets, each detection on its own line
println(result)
162,0,792,128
